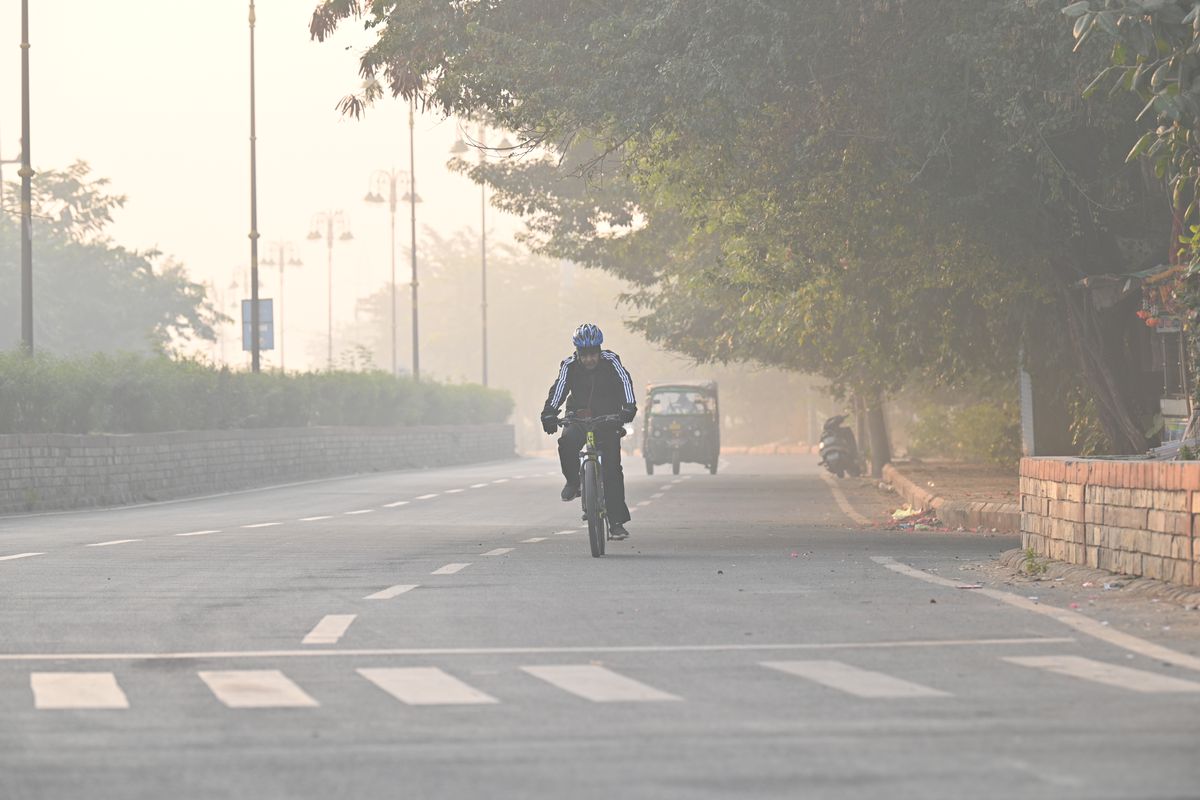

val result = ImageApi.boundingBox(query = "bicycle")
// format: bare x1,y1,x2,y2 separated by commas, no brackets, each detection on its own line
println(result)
556,413,626,558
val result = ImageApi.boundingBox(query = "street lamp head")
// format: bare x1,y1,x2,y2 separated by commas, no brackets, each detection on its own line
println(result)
364,191,384,203
339,231,355,241
306,230,322,241
450,137,470,156
288,257,304,266
403,191,423,204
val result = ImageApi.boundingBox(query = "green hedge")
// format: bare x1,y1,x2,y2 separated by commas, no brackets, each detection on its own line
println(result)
0,353,513,434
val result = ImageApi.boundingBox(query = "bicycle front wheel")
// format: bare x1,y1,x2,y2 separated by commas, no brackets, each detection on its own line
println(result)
582,458,605,557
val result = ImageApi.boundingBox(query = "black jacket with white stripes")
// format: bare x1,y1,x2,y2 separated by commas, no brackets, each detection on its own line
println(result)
541,350,637,420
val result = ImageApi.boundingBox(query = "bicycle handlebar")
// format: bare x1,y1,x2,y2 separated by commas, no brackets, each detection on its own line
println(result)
555,413,626,428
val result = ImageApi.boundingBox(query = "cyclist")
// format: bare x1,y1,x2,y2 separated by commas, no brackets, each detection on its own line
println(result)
541,323,638,539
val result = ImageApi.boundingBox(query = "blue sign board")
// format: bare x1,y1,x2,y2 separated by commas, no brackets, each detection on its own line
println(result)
241,299,274,351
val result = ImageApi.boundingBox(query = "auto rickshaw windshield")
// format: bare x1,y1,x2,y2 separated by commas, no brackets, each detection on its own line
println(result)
649,390,711,415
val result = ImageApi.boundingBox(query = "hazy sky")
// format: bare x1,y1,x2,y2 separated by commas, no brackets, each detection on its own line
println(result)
0,0,521,371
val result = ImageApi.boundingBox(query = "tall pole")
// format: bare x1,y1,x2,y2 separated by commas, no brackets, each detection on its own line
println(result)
409,97,420,381
479,125,488,387
327,216,334,369
277,244,286,372
247,1,261,372
19,0,33,353
389,176,397,377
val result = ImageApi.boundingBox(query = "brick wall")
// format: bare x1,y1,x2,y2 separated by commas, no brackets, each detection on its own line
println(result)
0,425,514,515
1021,457,1199,586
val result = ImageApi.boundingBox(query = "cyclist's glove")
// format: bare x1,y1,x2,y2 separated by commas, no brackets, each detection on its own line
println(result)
541,412,559,435
619,403,638,424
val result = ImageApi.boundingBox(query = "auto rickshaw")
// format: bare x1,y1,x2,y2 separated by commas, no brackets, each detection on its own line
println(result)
642,381,720,475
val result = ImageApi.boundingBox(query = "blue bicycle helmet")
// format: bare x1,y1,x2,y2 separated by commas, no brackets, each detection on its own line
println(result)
572,323,604,349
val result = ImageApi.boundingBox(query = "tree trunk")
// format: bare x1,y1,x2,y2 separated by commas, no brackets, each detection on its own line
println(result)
866,389,891,478
1058,277,1147,454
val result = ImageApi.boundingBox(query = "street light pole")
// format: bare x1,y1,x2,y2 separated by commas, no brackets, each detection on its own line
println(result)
409,96,420,382
262,243,301,372
479,125,488,387
365,169,405,376
19,0,33,353
247,0,262,372
308,211,352,370
453,127,510,386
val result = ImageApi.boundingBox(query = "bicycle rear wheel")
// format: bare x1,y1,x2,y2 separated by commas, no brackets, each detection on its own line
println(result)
582,459,605,557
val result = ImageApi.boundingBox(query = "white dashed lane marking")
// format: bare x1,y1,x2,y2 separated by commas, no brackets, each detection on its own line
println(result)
416,494,439,500
344,510,374,516
522,537,548,543
444,489,465,494
1005,656,1200,693
0,553,44,562
382,501,409,508
85,539,142,548
302,615,357,645
176,530,219,537
242,522,282,529
762,660,950,699
521,665,681,703
31,672,129,710
364,584,418,600
553,529,578,536
636,501,651,507
199,670,318,708
492,479,509,484
651,492,665,498
431,563,471,575
470,483,489,489
483,548,514,556
359,667,498,706
299,516,333,522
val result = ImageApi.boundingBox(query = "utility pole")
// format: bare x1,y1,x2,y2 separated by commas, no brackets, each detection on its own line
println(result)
247,0,262,372
479,125,488,387
408,96,420,381
20,0,34,353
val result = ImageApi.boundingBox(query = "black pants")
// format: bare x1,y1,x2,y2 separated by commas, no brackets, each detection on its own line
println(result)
558,423,631,525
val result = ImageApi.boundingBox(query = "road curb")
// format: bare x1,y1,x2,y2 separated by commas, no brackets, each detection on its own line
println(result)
882,463,1020,533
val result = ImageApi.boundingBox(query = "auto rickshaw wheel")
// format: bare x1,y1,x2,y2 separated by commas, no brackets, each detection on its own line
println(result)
672,457,681,475
645,459,654,475
709,463,718,475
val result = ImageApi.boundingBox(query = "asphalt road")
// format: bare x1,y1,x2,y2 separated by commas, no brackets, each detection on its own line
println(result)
1,454,1198,800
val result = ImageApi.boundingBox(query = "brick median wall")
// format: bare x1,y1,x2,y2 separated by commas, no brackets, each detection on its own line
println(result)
1021,457,1199,587
0,425,514,515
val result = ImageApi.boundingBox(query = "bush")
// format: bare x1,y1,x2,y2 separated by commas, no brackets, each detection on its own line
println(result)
0,352,513,434
907,401,1020,466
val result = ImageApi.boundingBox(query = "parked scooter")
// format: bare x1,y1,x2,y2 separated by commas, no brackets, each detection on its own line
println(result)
818,414,861,478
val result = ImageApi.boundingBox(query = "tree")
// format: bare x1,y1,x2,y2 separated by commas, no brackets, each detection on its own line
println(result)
1065,1,1200,406
313,0,1167,454
0,162,222,355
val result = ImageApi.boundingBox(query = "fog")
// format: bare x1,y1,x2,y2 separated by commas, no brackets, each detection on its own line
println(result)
0,0,830,448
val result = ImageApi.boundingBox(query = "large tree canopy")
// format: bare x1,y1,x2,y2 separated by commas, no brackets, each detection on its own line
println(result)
314,0,1169,451
0,163,221,356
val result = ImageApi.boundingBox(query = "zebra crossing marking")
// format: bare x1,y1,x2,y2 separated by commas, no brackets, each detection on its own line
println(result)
199,670,318,708
358,667,499,705
1004,655,1200,693
31,672,129,710
761,660,950,699
431,563,470,575
521,665,680,703
302,614,356,645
